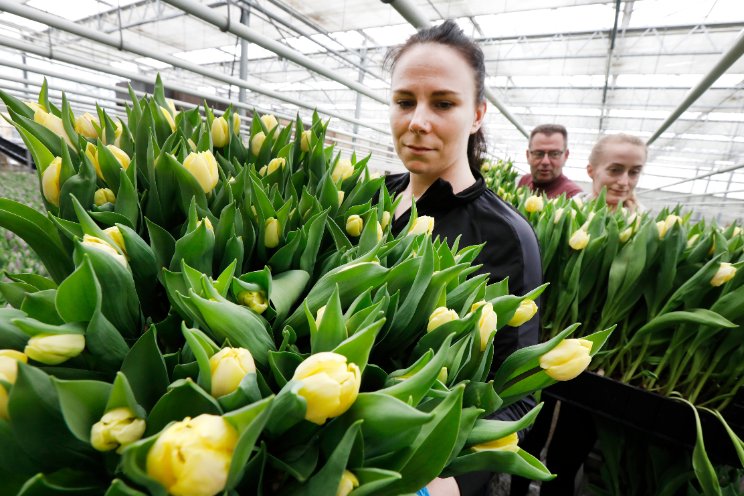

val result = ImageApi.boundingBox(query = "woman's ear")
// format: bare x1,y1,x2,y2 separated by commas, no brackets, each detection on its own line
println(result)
471,100,487,133
586,163,595,179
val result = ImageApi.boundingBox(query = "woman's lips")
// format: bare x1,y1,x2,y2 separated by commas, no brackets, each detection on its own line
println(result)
406,144,433,153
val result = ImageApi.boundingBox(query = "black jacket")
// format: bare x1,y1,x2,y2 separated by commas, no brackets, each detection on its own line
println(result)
386,172,543,495
386,172,542,370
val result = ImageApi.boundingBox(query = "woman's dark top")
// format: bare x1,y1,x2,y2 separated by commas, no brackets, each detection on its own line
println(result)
387,172,543,494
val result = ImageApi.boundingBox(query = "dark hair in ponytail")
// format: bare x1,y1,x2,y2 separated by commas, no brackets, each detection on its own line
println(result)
385,20,488,174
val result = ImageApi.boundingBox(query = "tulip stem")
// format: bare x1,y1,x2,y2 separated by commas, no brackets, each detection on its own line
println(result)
687,352,721,404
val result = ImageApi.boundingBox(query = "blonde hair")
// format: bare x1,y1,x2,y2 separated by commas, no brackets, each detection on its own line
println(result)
589,133,647,166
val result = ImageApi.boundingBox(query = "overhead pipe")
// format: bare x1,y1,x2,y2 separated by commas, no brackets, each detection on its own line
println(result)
636,161,744,194
0,0,389,135
162,0,386,104
647,28,744,145
238,0,384,84
380,0,529,138
0,37,390,148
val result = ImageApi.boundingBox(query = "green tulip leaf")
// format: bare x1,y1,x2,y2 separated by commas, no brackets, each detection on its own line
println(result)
103,479,148,496
106,372,146,418
20,289,63,325
53,378,111,443
85,310,129,372
182,325,219,393
145,378,222,436
225,396,275,489
442,448,554,481
333,317,385,372
290,420,362,496
15,471,103,496
118,435,167,496
270,270,310,323
120,327,169,411
55,256,100,323
0,198,73,283
9,363,95,470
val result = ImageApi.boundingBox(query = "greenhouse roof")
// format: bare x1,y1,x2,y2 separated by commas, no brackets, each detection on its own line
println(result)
1,0,743,218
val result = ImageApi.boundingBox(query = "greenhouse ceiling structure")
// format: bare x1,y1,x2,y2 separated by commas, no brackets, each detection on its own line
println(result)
1,0,744,221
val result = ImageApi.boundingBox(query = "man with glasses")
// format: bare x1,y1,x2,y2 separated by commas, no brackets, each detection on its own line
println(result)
518,124,583,198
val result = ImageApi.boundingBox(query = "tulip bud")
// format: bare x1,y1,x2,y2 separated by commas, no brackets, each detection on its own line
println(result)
481,162,491,172
74,112,98,139
209,347,256,398
197,218,214,232
41,157,62,207
710,262,736,287
539,338,592,381
258,165,268,176
658,214,681,239
301,129,312,152
183,151,219,194
733,227,742,238
25,101,46,113
260,114,279,132
507,299,538,327
471,301,497,351
427,306,458,332
237,290,268,314
147,414,238,496
471,432,519,452
345,215,363,237
572,197,584,208
264,217,280,248
686,233,700,248
315,305,326,326
160,106,176,132
34,108,74,148
380,211,392,230
408,215,435,236
553,207,565,224
82,234,128,267
211,116,229,148
0,383,8,420
337,470,359,496
251,131,266,155
337,191,345,206
332,159,355,184
90,407,146,452
437,367,448,384
232,113,241,135
292,352,361,425
619,226,633,243
267,157,286,175
0,350,27,384
569,229,590,250
103,226,127,255
166,98,177,115
94,188,116,207
106,144,131,171
376,222,384,242
24,333,85,365
524,195,544,213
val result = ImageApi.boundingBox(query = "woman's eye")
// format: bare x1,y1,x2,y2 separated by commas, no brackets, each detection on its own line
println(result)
435,101,453,109
396,100,414,109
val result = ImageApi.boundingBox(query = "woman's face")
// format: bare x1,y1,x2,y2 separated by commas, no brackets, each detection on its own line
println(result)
587,141,646,207
389,43,486,180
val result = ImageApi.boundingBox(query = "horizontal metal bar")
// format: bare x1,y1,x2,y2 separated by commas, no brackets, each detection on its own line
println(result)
161,0,386,104
0,0,389,135
636,162,744,194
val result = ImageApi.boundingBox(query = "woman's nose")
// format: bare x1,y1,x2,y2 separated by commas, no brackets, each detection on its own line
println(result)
409,106,431,134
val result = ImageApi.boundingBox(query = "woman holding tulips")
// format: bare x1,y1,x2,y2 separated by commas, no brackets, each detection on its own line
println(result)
385,20,543,496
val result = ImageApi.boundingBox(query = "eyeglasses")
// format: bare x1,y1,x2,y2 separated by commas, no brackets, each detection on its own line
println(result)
529,150,565,160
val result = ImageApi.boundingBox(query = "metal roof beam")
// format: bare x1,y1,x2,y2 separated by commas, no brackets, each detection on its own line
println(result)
0,0,388,134
161,0,386,104
647,28,744,145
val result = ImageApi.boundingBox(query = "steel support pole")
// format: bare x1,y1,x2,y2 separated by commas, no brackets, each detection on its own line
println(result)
0,0,388,134
162,0,386,104
647,28,744,145
380,0,529,138
238,6,250,114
